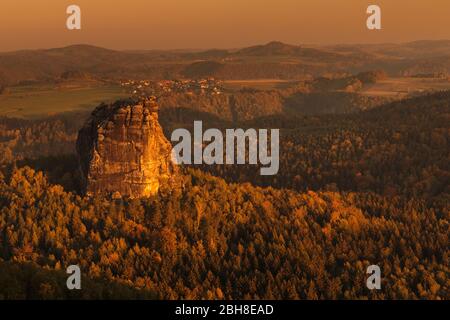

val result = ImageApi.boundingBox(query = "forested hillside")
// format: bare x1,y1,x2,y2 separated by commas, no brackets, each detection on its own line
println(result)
0,167,447,299
0,91,448,299
200,92,450,200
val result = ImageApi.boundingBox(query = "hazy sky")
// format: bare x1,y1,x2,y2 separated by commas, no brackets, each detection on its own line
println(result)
0,0,449,51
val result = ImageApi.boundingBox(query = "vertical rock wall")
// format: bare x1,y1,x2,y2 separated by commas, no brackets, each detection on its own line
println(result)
76,98,178,198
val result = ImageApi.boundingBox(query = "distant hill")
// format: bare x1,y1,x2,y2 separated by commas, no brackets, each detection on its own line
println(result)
326,40,450,62
234,41,343,61
0,45,133,84
236,41,307,56
1,41,450,85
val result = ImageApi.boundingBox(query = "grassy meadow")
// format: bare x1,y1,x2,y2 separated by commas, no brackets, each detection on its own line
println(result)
360,77,450,97
0,82,129,119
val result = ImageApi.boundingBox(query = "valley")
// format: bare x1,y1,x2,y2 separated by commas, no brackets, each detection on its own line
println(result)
0,40,448,300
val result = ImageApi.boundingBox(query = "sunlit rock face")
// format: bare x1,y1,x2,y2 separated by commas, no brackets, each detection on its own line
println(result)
76,98,178,198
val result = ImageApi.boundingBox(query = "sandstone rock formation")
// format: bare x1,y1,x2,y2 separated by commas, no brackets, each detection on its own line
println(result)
76,97,179,198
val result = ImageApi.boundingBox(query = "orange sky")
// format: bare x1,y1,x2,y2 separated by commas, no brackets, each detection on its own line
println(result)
0,0,449,51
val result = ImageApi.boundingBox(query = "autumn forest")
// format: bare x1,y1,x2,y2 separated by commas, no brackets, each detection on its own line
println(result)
0,87,448,300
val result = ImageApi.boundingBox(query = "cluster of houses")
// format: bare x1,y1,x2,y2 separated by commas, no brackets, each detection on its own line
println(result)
120,78,223,97
120,79,151,95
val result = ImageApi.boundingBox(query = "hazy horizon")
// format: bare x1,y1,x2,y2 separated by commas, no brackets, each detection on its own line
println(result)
2,38,450,54
1,0,450,51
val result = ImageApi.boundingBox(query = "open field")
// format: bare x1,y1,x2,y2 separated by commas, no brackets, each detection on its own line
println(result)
222,79,298,91
0,83,128,119
360,77,450,98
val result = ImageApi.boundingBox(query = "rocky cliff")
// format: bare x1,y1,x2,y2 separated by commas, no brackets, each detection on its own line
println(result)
76,98,179,198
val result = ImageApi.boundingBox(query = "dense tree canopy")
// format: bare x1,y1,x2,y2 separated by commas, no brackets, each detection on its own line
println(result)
0,91,448,300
